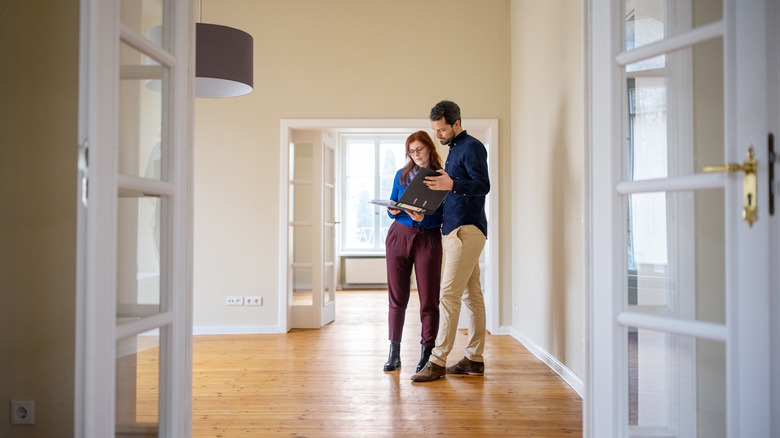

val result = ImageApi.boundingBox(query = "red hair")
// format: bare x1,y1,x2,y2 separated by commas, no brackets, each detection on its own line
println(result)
400,131,443,186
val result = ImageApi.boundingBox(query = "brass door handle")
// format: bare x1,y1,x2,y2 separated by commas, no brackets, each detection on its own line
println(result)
703,147,758,227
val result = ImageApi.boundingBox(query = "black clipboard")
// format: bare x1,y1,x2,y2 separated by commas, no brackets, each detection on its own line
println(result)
369,167,449,215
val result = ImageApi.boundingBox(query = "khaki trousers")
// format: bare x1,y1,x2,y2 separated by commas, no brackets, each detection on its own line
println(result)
430,225,487,366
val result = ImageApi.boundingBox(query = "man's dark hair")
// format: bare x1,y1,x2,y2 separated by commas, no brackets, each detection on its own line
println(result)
429,100,461,126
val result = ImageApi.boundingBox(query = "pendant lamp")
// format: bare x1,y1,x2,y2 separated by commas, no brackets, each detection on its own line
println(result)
146,22,253,98
195,23,253,97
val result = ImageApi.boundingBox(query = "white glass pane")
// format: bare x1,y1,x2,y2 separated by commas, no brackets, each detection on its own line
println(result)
291,142,313,181
379,141,406,178
325,146,335,185
324,185,334,224
120,0,164,38
344,178,375,250
292,226,312,264
627,327,725,437
627,77,668,181
626,190,725,324
625,33,724,182
625,0,666,70
116,331,160,436
119,42,165,181
291,184,312,223
117,196,163,323
292,267,312,306
345,141,375,178
323,265,334,306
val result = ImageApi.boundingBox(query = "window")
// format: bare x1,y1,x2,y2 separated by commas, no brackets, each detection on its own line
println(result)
340,134,408,253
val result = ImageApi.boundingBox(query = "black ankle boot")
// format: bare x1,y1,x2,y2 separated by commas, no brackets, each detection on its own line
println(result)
416,345,433,372
383,342,401,371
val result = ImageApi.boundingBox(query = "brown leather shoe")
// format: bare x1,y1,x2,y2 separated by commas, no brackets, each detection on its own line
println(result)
410,361,446,382
445,356,484,376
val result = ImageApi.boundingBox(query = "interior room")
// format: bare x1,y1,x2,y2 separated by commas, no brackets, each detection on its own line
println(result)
3,0,777,436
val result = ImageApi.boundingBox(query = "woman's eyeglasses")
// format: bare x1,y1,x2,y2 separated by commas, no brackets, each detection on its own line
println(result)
409,147,425,155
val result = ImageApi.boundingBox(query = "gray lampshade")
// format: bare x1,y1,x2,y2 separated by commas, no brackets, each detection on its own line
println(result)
195,23,253,97
145,23,253,98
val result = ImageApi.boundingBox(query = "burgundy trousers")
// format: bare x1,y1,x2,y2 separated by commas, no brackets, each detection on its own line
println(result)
385,221,442,347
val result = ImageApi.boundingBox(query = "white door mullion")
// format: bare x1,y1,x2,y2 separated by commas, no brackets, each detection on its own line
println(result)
587,0,625,435
728,1,772,436
77,0,120,436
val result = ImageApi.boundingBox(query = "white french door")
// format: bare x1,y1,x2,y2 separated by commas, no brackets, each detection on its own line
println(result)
285,129,337,329
588,0,776,437
76,0,193,436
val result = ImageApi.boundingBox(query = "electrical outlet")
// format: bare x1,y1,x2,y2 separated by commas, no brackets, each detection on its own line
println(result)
245,296,262,306
226,296,243,306
10,400,35,425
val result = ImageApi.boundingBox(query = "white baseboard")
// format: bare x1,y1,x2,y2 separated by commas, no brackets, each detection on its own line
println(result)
193,325,282,335
500,325,584,398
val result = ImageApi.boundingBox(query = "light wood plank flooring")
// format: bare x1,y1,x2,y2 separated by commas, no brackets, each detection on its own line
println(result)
192,290,582,437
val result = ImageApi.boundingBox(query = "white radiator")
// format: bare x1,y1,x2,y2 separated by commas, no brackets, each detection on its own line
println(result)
344,257,387,284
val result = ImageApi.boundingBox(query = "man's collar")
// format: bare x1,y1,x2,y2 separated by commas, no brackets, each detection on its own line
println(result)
449,130,468,147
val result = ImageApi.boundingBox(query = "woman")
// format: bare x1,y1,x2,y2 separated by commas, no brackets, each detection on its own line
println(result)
383,130,444,373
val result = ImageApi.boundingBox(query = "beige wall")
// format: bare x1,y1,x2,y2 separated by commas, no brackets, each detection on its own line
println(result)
193,0,514,328
0,1,79,436
509,0,585,376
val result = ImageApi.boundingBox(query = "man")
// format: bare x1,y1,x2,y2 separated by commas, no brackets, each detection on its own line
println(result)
411,100,490,382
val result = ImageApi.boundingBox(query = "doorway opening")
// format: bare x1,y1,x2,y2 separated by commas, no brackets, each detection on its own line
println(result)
279,119,500,333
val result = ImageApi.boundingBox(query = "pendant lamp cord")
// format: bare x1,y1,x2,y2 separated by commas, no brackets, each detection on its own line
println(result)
199,0,202,23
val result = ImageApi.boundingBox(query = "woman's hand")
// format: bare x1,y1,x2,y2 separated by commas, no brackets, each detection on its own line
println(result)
388,208,401,215
408,211,424,222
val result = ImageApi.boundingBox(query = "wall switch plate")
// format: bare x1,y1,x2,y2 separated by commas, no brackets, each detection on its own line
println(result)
10,400,35,425
226,296,244,306
245,296,262,306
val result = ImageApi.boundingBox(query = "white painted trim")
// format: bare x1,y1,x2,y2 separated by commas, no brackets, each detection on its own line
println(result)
278,125,290,333
616,173,726,194
587,0,625,436
119,23,176,67
193,325,282,335
502,325,585,398
617,312,727,342
615,20,723,66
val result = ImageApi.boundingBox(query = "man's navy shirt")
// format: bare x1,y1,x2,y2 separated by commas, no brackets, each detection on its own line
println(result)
442,130,490,237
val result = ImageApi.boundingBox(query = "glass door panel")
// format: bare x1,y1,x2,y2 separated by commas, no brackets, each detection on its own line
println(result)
620,1,728,436
322,138,336,316
119,41,166,181
117,196,164,322
625,0,723,47
627,327,726,437
324,143,334,307
115,331,160,436
120,0,164,36
290,140,313,309
627,189,725,325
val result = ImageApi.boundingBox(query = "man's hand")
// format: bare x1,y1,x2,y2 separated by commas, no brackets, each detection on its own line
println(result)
424,169,453,191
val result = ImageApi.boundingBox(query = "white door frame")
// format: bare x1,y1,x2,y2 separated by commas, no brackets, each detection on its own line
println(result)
586,0,776,436
278,119,500,334
76,0,194,435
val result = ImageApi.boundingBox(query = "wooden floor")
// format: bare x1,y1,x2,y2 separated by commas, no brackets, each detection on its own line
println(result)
192,290,582,437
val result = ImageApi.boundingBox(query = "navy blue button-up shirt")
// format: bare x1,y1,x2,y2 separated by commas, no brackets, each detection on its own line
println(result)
442,130,490,237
